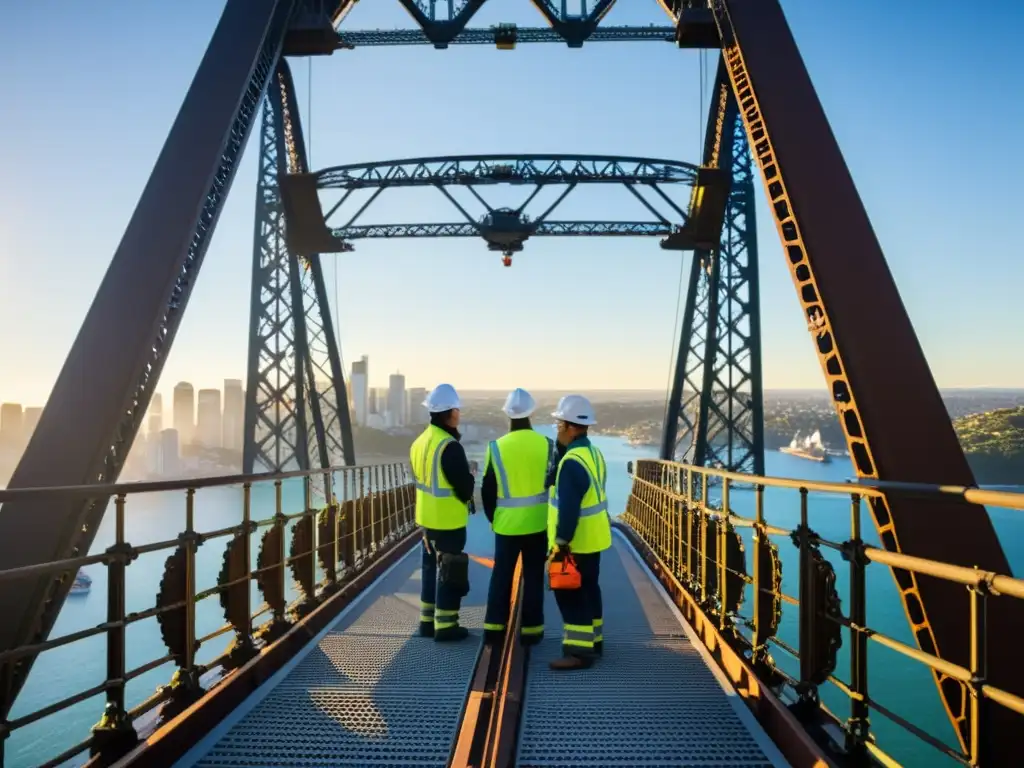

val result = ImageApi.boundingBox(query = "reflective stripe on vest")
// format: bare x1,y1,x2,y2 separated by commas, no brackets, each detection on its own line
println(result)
411,424,469,530
548,444,612,554
487,430,552,536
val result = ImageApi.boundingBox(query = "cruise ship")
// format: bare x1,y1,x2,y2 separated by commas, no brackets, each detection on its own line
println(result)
780,430,831,463
69,570,92,595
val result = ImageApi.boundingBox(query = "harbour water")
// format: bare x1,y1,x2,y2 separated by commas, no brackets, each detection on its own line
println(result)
6,433,1023,767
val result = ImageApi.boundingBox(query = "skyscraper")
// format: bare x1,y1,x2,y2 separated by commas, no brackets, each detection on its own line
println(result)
157,428,180,477
388,373,406,428
351,356,368,427
22,407,43,441
0,403,23,448
148,393,163,436
173,382,195,446
222,379,244,451
196,389,222,448
407,387,428,426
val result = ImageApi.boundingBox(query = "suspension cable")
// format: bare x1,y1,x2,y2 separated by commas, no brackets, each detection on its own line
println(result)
660,50,708,451
305,57,347,389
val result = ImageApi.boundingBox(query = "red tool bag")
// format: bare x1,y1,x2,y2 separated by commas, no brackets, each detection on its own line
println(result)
548,554,582,591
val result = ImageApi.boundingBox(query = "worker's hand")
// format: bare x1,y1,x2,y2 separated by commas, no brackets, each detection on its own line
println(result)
548,542,571,562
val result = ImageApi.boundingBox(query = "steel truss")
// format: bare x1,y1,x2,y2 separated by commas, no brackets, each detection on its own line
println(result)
660,59,764,476
243,59,355,474
304,154,697,255
0,0,1019,755
336,25,676,48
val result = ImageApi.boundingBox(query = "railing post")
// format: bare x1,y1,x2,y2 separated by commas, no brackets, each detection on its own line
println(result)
969,574,990,766
240,482,255,645
274,480,286,623
183,489,200,690
326,471,340,588
341,470,356,574
719,478,731,630
796,487,815,705
370,465,380,552
673,468,682,578
91,493,137,757
684,466,694,587
303,475,318,600
845,494,870,757
751,484,765,664
386,464,396,540
357,469,366,563
404,464,414,530
698,472,709,604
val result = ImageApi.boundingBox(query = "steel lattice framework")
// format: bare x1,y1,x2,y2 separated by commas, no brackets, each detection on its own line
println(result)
297,154,699,255
243,62,355,474
661,59,763,474
1,0,1021,756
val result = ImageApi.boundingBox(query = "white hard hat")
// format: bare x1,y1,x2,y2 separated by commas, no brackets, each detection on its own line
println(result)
502,388,536,419
424,383,461,413
551,394,597,426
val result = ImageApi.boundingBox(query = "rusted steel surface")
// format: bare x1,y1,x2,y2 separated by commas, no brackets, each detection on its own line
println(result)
450,559,525,768
481,562,526,768
449,644,495,768
716,0,1024,747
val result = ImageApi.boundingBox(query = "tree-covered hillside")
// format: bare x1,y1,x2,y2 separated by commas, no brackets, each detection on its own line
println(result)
954,406,1024,485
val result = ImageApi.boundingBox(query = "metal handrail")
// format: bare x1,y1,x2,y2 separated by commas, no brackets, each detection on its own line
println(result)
0,465,347,501
632,457,1024,511
0,461,418,768
622,458,1024,768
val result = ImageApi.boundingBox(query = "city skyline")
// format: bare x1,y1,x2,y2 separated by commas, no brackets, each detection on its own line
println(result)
5,380,1024,412
0,2,1022,408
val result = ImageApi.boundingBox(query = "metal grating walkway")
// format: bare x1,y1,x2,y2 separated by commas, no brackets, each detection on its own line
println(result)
515,531,789,768
179,543,491,768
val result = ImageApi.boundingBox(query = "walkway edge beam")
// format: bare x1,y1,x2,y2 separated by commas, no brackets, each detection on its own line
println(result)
105,528,423,768
450,558,527,768
481,560,527,768
611,521,837,768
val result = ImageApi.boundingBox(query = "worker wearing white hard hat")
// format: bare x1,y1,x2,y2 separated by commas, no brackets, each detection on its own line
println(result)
409,384,476,643
546,394,611,671
501,387,536,419
481,388,554,646
423,382,462,414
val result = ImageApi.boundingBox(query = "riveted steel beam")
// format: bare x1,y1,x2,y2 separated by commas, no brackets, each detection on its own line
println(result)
0,0,297,716
706,0,1024,750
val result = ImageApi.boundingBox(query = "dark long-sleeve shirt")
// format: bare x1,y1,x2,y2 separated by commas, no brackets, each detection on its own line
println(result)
436,423,475,505
481,419,538,523
553,435,595,545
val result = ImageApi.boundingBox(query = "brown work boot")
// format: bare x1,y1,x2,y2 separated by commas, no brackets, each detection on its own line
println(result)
549,654,593,671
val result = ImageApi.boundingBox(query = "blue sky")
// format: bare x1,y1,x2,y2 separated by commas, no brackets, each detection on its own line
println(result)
1,0,1022,406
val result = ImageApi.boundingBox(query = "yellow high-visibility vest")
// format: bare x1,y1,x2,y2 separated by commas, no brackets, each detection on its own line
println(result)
485,430,552,536
410,424,469,530
547,444,612,554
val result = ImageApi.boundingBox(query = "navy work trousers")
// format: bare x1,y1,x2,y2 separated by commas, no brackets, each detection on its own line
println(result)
553,551,603,656
420,526,468,634
484,531,547,642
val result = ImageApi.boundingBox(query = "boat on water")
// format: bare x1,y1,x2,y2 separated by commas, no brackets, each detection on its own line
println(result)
69,570,92,595
780,430,831,463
